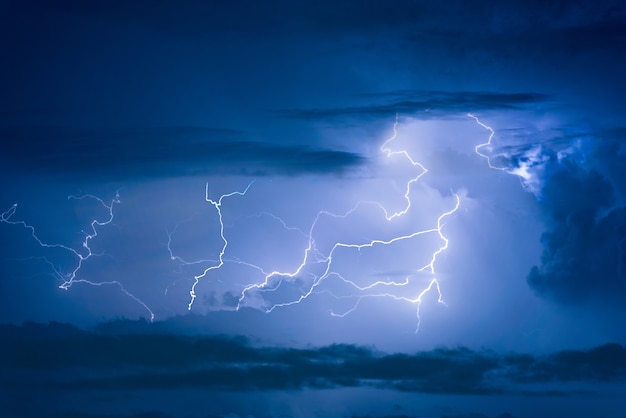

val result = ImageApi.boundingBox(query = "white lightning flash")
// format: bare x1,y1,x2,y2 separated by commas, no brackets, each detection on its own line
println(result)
469,113,506,172
200,114,460,332
163,114,461,331
1,193,154,321
186,181,255,310
470,113,549,196
316,192,459,332
378,113,429,220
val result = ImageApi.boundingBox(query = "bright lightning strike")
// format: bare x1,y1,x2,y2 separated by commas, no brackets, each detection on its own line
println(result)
186,181,255,310
378,114,429,220
167,114,461,332
322,193,459,333
469,113,506,171
1,193,154,321
470,113,548,195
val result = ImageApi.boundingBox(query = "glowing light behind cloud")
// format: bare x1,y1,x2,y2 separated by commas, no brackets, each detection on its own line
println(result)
1,109,584,341
167,116,461,332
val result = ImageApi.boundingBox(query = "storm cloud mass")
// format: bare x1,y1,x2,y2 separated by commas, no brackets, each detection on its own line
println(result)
527,159,626,305
1,0,626,417
0,126,365,179
3,321,626,417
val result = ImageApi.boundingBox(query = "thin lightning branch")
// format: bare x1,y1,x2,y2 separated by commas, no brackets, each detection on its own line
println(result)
327,277,445,332
469,113,542,193
166,224,217,265
377,113,429,220
186,181,255,310
1,193,154,321
248,211,310,240
325,193,459,332
163,226,218,297
419,194,460,277
469,113,507,171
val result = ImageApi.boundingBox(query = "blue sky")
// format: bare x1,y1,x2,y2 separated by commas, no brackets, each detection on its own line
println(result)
1,1,626,417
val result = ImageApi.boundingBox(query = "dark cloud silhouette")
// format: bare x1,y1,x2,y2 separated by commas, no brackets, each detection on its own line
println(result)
13,0,624,45
2,321,626,396
0,126,365,180
49,413,175,418
526,131,626,306
282,91,549,121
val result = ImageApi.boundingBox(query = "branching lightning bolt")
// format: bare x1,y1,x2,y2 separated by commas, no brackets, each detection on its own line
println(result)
181,114,461,332
186,181,255,310
158,112,468,332
378,114,429,220
470,112,541,189
1,112,540,330
469,113,506,171
1,193,154,321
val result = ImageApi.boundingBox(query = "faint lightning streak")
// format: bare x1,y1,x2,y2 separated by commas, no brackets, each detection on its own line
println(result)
187,180,255,310
378,113,429,220
328,278,444,330
471,113,552,198
248,211,309,239
469,113,507,171
1,193,154,321
166,224,217,265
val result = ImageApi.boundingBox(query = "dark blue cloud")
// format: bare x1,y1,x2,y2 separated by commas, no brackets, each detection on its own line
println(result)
14,0,624,42
526,129,626,306
3,321,626,395
281,91,549,121
0,126,365,180
0,7,624,418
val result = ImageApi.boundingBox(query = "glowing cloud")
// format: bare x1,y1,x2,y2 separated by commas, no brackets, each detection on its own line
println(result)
169,115,461,332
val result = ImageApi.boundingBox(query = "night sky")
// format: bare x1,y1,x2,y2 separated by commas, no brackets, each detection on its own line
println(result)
1,1,626,417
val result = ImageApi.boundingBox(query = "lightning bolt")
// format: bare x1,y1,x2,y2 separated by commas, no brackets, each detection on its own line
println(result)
378,114,429,220
469,113,506,171
186,181,255,310
217,114,462,332
469,112,545,193
1,193,154,321
1,112,539,330
3,113,462,331
272,192,459,333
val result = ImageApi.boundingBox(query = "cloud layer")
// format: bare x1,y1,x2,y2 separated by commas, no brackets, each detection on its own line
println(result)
282,91,550,121
517,127,626,306
0,126,364,179
3,321,626,396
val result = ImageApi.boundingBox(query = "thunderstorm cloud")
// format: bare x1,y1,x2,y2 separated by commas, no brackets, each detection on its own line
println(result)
506,126,626,306
282,91,550,121
0,126,365,179
3,321,626,397
2,0,626,416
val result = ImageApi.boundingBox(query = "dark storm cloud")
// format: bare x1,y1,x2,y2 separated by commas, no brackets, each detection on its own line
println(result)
282,91,550,121
525,128,626,306
47,414,174,418
2,0,430,40
0,126,364,179
3,322,626,396
22,0,625,41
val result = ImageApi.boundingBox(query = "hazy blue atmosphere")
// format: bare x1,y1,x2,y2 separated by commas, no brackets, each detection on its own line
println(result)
1,1,625,417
